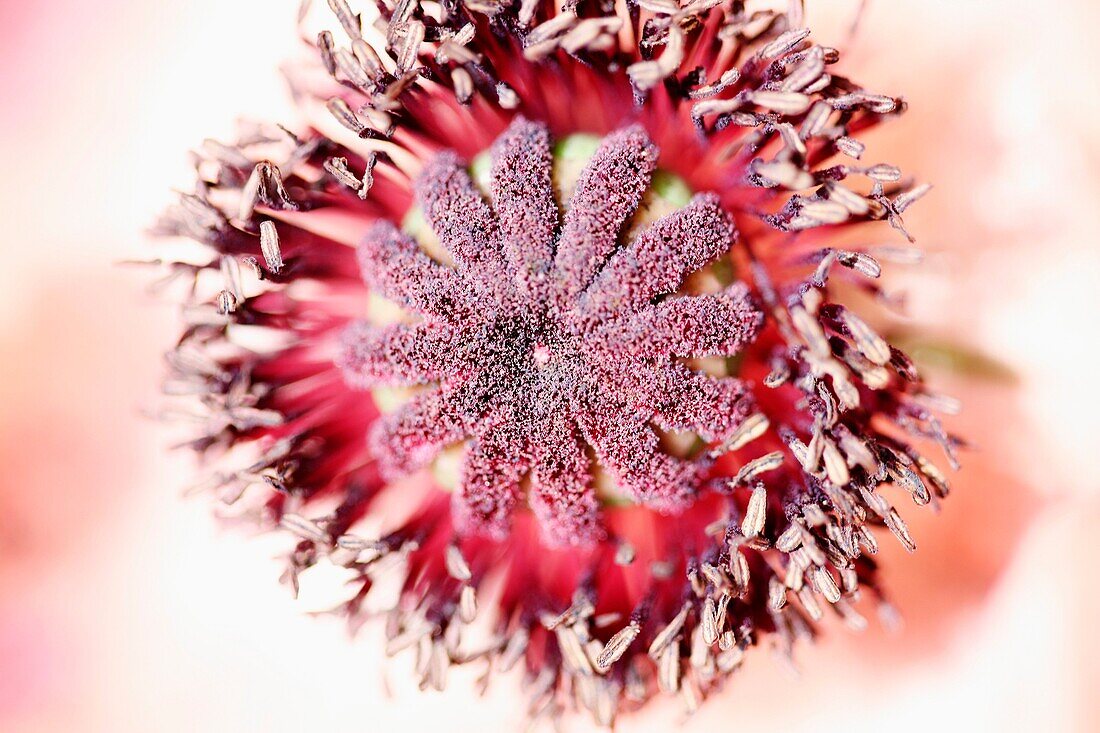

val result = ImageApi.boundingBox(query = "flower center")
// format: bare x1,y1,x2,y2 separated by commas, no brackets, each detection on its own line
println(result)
531,343,552,366
388,134,721,493
342,119,762,546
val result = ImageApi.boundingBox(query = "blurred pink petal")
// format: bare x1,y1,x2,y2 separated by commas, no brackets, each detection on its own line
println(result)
1,0,1096,730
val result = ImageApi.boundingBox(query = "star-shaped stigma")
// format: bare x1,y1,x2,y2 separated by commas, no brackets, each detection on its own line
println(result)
338,118,763,547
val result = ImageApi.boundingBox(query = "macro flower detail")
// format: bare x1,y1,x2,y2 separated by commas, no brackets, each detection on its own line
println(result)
338,119,762,546
150,0,959,724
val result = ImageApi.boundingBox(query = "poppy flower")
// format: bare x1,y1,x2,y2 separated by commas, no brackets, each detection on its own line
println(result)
152,0,955,723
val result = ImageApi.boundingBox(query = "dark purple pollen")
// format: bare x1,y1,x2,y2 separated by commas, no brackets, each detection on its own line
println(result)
553,125,658,304
354,220,473,319
339,117,763,546
490,118,559,301
417,151,502,279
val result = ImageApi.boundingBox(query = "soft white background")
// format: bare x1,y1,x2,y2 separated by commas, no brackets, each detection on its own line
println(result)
0,1,1096,731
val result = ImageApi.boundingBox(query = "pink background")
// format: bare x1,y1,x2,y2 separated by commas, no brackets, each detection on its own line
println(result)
0,1,1096,730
